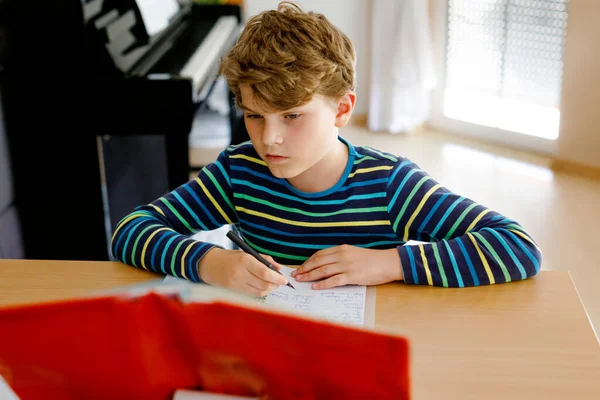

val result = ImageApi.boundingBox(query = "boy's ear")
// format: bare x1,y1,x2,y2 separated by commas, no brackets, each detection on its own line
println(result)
334,92,356,128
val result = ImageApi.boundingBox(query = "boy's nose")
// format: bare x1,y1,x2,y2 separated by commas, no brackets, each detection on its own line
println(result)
261,121,283,146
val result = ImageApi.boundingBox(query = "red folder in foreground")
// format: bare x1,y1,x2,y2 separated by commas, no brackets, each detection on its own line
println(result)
0,285,410,400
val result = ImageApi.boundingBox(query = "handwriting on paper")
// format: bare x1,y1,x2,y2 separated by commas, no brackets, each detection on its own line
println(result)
265,266,367,326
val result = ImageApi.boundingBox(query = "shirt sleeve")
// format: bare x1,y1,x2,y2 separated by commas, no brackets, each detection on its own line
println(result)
110,149,238,282
386,159,542,287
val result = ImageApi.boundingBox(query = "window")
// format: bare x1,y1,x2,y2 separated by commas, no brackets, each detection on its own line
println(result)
442,0,568,140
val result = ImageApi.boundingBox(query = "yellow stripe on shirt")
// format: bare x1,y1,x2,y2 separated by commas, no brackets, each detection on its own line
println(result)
465,208,492,232
236,207,390,228
403,184,442,240
180,241,197,279
229,154,267,166
112,214,143,242
467,233,495,284
348,165,393,178
141,228,171,270
508,228,541,251
419,244,434,285
150,204,166,218
195,178,233,224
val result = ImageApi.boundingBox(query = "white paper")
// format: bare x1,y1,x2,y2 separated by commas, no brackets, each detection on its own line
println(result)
0,375,18,400
160,266,368,327
265,266,367,327
405,240,427,246
173,389,257,400
163,274,183,284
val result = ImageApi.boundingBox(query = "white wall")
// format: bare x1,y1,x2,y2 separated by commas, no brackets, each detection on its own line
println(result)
554,0,600,169
241,0,370,114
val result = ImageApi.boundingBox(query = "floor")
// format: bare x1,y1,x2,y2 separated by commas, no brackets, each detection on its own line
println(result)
189,124,600,338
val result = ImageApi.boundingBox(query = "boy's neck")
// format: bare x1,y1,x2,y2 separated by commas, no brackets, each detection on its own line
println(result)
286,136,349,193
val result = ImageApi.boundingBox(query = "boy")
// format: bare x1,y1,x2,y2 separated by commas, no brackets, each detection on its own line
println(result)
111,1,542,298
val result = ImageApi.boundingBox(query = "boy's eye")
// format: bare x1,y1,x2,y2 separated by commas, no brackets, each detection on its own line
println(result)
246,114,263,119
285,114,300,120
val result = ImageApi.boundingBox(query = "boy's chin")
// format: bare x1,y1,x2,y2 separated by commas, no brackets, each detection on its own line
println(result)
268,165,304,180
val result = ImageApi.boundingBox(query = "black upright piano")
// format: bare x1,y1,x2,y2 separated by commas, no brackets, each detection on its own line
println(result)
0,0,248,261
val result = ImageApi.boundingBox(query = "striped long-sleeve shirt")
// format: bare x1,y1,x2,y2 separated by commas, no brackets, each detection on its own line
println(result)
111,137,542,287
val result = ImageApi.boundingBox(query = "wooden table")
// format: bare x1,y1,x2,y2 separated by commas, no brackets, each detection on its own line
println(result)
1,259,599,399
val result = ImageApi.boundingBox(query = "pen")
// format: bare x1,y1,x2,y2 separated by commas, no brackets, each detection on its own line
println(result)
226,230,296,290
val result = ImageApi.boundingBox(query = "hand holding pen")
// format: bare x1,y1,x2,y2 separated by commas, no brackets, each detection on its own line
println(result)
197,231,294,298
226,231,295,289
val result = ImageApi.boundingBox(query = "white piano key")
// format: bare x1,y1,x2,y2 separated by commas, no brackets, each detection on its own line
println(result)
179,15,239,99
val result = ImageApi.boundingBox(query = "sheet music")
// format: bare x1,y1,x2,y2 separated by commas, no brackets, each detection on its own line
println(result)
265,266,367,327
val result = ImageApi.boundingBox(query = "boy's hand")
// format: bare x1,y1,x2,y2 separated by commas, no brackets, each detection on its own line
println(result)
198,248,288,297
291,245,403,289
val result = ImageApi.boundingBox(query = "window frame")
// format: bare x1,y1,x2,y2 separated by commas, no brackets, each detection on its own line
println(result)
427,0,563,156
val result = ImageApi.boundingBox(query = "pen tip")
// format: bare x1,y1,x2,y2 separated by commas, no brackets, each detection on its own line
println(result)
287,282,296,290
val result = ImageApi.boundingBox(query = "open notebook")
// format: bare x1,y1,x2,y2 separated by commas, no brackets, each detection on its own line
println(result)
163,265,375,328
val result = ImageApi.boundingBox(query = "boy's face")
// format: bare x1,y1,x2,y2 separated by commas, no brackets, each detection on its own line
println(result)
240,85,353,181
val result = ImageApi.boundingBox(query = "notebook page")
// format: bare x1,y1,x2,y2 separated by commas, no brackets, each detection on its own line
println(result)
265,266,367,327
161,266,367,327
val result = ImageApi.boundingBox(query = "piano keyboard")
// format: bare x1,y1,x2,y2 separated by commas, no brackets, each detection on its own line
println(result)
179,15,240,101
81,0,241,104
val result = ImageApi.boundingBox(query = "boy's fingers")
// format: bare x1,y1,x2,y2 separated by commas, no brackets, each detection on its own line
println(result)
294,253,339,276
312,274,347,290
245,272,282,294
261,254,282,271
247,259,288,285
245,273,272,290
296,263,341,282
245,282,269,298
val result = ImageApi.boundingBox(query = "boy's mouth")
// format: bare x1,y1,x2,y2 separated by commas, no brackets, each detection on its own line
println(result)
265,154,289,163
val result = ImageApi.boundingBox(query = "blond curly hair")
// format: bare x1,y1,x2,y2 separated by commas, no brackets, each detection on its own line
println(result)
219,1,356,111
